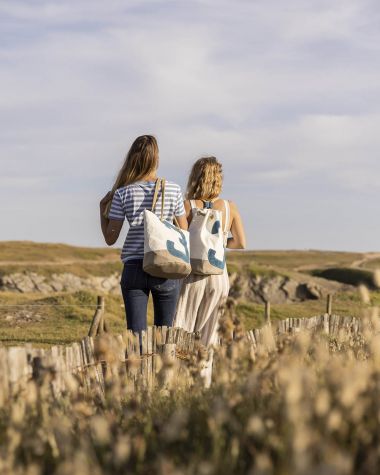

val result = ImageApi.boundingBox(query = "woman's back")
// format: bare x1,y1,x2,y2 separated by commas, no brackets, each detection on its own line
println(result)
109,180,185,262
175,156,246,386
100,134,188,338
184,198,245,250
186,198,231,231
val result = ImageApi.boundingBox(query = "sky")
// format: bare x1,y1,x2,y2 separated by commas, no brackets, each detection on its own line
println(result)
1,0,380,251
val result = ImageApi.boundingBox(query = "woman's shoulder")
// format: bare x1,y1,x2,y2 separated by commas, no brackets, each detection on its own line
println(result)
116,182,144,193
214,198,235,207
165,180,182,189
115,185,131,196
116,180,182,194
164,180,183,197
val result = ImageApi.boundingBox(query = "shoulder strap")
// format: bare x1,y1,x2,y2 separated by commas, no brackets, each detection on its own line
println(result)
224,200,230,233
190,199,197,209
151,178,161,212
151,178,165,221
161,179,166,220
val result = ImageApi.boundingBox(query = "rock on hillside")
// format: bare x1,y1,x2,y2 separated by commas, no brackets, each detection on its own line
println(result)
0,272,120,294
1,270,348,303
229,272,333,303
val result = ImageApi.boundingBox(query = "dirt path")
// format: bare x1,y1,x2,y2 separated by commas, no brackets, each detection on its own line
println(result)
294,253,380,272
350,253,380,268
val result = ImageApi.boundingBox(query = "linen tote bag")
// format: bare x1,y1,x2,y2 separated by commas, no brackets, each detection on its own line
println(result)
143,179,191,279
188,200,230,275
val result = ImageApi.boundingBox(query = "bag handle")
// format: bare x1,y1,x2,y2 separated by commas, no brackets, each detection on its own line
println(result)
173,215,180,228
151,178,165,221
224,200,230,233
151,177,182,229
151,178,161,213
161,178,166,221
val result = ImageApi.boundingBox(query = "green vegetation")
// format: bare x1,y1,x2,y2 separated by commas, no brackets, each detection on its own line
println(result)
248,262,286,278
359,257,380,270
0,286,374,346
311,267,376,288
0,290,157,346
226,260,283,279
236,290,376,330
227,249,362,270
1,242,379,346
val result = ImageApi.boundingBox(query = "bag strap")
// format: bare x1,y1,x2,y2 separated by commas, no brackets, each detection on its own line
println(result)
151,177,182,229
202,200,213,209
224,200,230,233
161,178,166,221
151,178,161,212
151,178,165,221
190,199,197,209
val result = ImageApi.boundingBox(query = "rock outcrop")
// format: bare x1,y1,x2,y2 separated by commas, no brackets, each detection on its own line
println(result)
0,272,120,294
1,270,328,303
229,273,323,303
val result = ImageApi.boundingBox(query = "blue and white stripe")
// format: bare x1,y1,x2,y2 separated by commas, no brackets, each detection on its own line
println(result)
108,180,186,262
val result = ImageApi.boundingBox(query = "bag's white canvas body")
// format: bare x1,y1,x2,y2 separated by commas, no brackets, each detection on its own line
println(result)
143,179,191,279
189,200,230,275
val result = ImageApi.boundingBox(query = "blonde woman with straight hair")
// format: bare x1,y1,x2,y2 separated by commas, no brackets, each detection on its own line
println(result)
100,135,188,335
174,157,246,373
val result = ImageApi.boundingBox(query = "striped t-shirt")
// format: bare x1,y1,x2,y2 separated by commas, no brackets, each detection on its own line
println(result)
108,180,186,262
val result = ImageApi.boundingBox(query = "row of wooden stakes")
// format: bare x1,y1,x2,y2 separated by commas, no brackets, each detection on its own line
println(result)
0,309,365,406
88,294,337,337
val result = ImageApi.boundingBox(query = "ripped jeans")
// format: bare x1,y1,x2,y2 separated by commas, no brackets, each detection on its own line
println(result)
120,259,180,334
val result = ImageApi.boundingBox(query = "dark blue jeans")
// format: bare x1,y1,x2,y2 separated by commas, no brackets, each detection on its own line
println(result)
120,259,180,334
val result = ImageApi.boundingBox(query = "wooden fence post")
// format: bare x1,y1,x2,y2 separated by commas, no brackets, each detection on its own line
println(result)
326,294,333,316
158,343,176,390
88,296,105,337
265,301,271,325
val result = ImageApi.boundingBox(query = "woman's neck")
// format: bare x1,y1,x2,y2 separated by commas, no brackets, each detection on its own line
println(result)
196,197,219,202
142,172,158,181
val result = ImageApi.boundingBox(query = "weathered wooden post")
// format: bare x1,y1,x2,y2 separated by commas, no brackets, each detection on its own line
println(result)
88,296,105,337
326,294,333,316
265,301,271,325
157,343,177,390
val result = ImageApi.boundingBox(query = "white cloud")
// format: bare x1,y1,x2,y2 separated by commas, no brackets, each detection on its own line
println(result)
1,0,379,249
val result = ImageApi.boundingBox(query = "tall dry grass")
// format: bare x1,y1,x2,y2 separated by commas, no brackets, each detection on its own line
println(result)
2,305,380,474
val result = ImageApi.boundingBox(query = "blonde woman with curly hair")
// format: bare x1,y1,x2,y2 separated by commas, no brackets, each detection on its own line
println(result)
174,157,246,362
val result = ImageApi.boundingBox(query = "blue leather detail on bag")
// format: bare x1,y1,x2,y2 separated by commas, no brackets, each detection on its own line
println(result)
211,220,221,235
164,221,190,263
208,248,225,269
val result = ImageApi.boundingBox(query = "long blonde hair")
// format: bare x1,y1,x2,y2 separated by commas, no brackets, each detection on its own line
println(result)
113,135,159,189
105,135,159,216
186,156,223,200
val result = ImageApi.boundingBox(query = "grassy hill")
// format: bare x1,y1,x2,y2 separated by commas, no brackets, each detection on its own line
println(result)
0,242,379,346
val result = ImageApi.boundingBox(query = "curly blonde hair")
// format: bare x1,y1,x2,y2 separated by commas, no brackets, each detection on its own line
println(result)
186,156,223,200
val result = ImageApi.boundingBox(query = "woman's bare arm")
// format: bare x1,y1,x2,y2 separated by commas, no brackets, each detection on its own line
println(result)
184,200,193,225
175,213,189,231
100,192,124,246
227,201,246,249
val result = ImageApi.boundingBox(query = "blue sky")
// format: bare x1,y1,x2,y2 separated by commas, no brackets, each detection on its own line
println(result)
1,0,379,251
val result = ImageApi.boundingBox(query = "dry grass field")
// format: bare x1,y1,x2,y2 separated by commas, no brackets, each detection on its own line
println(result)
2,307,380,474
1,242,380,474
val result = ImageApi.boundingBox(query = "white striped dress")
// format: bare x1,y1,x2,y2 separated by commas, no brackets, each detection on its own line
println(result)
174,200,230,348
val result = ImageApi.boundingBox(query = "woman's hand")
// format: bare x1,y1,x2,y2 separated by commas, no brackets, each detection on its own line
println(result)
100,191,113,214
